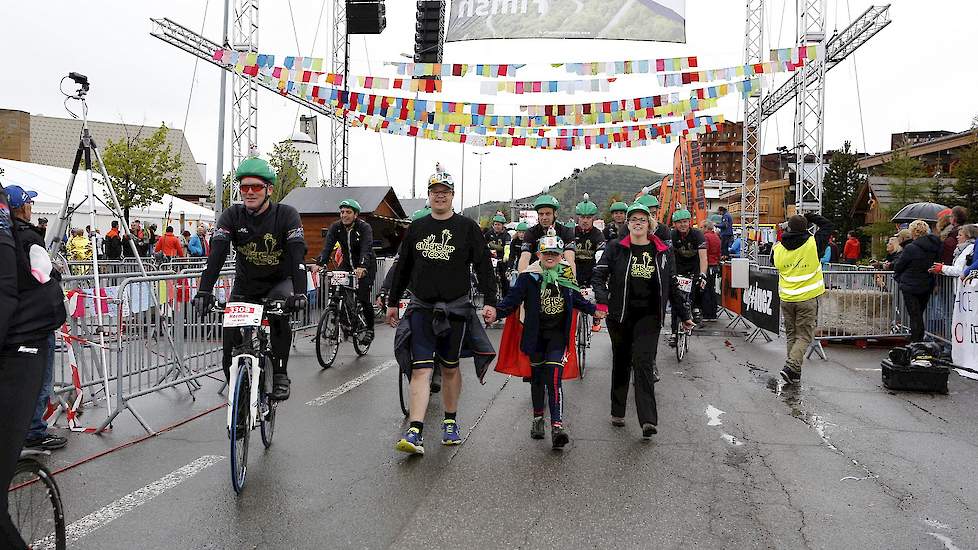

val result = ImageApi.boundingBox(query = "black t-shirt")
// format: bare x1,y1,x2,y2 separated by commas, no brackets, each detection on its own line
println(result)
654,222,672,245
574,225,605,285
484,228,511,260
539,281,566,334
389,213,496,306
521,223,576,257
604,221,626,242
210,203,306,296
671,228,706,275
628,243,660,311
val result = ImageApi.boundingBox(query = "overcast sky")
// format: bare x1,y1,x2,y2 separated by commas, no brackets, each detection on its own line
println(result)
2,1,975,212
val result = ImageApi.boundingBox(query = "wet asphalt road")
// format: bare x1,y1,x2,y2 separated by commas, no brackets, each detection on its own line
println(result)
31,321,978,549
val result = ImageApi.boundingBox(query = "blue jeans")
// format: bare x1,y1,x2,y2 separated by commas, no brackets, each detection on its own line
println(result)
26,332,56,440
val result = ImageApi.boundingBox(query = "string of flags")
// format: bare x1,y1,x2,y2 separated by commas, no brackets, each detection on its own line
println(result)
657,59,807,87
480,78,614,96
386,62,524,78
769,45,821,64
561,56,699,76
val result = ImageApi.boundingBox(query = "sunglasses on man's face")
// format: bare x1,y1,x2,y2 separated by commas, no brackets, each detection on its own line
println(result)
238,183,267,193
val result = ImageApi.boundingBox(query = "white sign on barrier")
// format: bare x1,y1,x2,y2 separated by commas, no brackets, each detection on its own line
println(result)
951,278,978,380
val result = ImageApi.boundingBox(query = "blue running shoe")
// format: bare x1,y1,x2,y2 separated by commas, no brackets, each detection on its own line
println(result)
396,427,425,455
442,419,462,445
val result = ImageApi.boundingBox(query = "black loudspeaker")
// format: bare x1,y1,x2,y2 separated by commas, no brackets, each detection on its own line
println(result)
414,0,444,63
347,0,386,35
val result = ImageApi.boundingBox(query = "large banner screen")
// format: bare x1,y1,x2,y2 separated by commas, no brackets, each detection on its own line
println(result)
446,0,686,43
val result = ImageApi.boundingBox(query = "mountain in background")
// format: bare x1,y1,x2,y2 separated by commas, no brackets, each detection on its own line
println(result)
463,163,665,223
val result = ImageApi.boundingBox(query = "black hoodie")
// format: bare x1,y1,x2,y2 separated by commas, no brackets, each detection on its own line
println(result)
892,234,942,294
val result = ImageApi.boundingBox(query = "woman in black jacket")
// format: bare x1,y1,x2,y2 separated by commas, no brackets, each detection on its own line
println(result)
892,220,942,342
592,203,693,439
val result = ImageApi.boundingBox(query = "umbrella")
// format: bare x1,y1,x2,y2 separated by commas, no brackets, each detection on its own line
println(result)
890,202,948,223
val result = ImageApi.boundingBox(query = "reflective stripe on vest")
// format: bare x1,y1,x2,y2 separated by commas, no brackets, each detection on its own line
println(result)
773,237,825,302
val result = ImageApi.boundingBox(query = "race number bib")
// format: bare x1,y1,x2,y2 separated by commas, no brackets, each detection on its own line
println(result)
676,276,693,294
223,302,264,328
330,271,352,286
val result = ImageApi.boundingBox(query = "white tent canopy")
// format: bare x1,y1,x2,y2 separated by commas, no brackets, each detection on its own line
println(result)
0,158,215,233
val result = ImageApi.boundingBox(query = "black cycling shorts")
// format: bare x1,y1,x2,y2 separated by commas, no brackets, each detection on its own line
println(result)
409,308,466,370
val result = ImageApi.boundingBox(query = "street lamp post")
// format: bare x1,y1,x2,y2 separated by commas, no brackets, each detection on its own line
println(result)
509,162,518,222
473,150,490,222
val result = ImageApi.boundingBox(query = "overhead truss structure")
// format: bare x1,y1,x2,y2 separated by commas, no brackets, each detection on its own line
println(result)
230,0,259,202
740,0,765,262
331,0,350,187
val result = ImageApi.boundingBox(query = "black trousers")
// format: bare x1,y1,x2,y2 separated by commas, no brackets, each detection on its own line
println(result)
607,313,661,426
903,290,931,343
0,340,48,550
701,265,719,319
356,273,376,330
497,263,510,299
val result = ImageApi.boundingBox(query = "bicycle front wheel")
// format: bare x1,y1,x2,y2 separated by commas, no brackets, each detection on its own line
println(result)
676,330,688,362
316,308,340,369
577,314,588,379
398,368,409,417
9,459,66,550
230,364,251,494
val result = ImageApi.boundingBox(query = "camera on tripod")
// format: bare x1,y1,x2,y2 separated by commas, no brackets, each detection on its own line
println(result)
68,72,90,94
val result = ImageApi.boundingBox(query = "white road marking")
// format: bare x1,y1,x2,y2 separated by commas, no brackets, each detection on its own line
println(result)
855,368,883,372
928,532,962,550
32,455,224,550
306,360,397,406
705,405,725,426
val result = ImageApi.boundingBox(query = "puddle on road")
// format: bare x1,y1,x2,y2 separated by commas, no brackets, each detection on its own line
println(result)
721,433,745,446
923,519,951,530
927,532,962,550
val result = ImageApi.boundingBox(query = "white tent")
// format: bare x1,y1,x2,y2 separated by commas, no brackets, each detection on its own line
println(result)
0,158,215,233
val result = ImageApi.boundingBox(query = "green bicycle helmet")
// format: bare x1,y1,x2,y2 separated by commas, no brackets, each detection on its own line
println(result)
410,208,431,222
515,222,529,231
672,209,692,222
533,194,560,212
626,202,651,217
609,201,629,213
339,199,362,213
234,157,277,185
636,194,660,208
491,214,507,224
575,193,599,216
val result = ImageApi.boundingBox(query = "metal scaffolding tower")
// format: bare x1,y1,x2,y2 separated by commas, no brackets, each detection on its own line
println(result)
230,0,259,202
330,0,350,187
740,0,765,262
794,0,827,213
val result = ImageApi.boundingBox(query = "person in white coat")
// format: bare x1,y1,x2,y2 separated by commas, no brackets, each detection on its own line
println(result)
930,224,978,277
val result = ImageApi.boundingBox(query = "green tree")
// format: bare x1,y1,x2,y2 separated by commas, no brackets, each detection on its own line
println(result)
821,141,865,237
268,141,308,203
101,125,183,223
952,144,978,215
883,152,927,207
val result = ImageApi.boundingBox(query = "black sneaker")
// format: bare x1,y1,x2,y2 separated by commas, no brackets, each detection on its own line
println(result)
652,364,661,383
779,367,801,385
24,433,67,451
642,423,657,439
271,373,291,400
667,334,677,348
610,416,625,427
692,309,703,324
551,425,569,449
361,330,375,346
530,416,545,440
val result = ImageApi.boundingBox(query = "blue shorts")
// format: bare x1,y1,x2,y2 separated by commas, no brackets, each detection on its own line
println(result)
409,309,467,370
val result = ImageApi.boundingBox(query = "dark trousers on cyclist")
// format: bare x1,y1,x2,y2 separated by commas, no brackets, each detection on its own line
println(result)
529,336,566,424
607,312,660,426
0,339,47,549
701,265,719,320
356,272,375,334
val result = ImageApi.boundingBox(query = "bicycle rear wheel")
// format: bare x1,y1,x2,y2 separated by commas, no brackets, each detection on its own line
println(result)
577,314,588,379
398,368,409,416
9,458,66,550
316,308,340,369
350,302,372,357
259,360,276,448
230,364,251,494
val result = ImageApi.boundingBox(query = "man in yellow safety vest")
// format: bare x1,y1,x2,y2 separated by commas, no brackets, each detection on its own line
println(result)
773,213,832,385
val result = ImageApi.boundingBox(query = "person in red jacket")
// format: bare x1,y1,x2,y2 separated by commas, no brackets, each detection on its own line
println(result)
843,231,861,264
154,226,185,258
701,220,722,320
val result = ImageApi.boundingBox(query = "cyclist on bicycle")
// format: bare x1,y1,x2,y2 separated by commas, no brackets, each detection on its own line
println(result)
668,209,708,347
603,201,629,242
518,195,576,276
1,184,66,549
387,167,497,455
192,157,308,401
573,194,604,287
312,198,376,344
484,213,511,299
